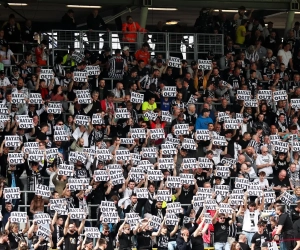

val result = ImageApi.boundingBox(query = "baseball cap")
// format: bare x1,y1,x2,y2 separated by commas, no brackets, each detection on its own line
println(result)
123,46,130,51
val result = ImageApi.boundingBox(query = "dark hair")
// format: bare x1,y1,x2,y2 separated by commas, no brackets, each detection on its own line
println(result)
107,92,115,98
277,205,285,213
52,85,63,96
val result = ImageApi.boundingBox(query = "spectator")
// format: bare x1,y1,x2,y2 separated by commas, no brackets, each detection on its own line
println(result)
278,43,294,70
122,16,147,48
135,43,151,66
195,108,213,130
35,40,48,66
87,9,109,51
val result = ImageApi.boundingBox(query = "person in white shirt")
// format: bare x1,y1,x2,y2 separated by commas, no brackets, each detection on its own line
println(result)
256,146,274,177
242,191,264,246
72,125,90,147
0,71,11,88
253,171,269,190
277,43,294,70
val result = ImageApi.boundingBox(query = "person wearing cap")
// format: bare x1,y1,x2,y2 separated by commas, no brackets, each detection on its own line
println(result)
135,43,150,66
122,46,136,73
195,108,213,130
122,15,147,45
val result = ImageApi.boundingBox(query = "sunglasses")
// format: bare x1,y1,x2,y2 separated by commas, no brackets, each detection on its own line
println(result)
219,217,225,219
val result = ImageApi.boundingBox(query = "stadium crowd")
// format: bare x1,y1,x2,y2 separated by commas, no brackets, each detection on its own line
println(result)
0,5,298,250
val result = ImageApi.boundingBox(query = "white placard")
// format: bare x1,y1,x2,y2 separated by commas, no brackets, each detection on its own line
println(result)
86,65,100,76
11,93,25,104
40,69,53,80
58,164,74,176
195,130,210,140
174,123,189,136
142,147,157,158
236,90,251,101
150,128,165,140
76,90,92,104
244,100,258,107
29,93,43,104
166,176,181,188
11,212,26,223
8,153,24,165
69,208,86,219
34,213,51,224
162,86,176,97
72,51,85,63
168,57,181,68
4,187,20,199
85,227,101,238
130,92,144,103
47,103,62,114
198,60,211,70
291,99,300,109
258,90,272,100
35,184,51,197
73,71,88,82
273,90,287,102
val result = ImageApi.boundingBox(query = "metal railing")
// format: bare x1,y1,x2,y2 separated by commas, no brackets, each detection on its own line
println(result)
47,30,224,65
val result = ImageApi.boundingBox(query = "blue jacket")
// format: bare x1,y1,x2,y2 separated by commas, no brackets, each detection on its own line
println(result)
195,116,213,130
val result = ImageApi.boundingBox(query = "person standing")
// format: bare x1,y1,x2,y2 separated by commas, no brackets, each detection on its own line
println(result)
250,221,270,250
242,192,264,246
87,9,110,51
108,49,128,79
60,9,76,49
195,108,213,130
274,205,295,250
122,16,147,51
212,209,236,250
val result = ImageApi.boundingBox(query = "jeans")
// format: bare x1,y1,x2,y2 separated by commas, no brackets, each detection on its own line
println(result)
168,241,177,250
243,231,256,246
280,241,287,250
214,242,230,250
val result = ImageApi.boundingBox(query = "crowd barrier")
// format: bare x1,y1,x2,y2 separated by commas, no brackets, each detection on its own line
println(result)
48,30,224,65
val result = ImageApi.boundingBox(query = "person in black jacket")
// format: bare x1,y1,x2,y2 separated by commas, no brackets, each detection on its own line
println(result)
176,227,191,250
59,9,76,49
291,202,300,223
87,9,110,51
